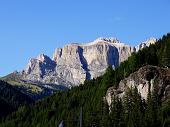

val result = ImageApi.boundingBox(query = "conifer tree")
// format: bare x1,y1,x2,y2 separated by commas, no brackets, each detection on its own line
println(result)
99,99,110,127
110,95,124,127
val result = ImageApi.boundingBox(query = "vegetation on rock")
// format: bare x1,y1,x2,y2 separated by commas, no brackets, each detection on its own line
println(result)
0,33,170,127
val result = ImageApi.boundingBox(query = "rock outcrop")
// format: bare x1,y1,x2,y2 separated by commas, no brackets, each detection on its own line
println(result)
105,65,170,106
23,54,56,82
21,38,136,87
15,37,156,87
52,38,135,86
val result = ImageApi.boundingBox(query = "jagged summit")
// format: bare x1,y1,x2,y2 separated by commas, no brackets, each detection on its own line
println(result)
93,37,121,43
136,37,157,51
7,37,157,87
23,53,56,82
36,53,52,62
21,37,134,86
80,37,121,47
67,37,121,47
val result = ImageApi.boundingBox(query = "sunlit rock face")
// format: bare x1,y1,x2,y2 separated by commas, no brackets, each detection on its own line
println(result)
23,54,56,82
105,65,170,106
21,37,155,87
52,38,134,86
135,38,157,51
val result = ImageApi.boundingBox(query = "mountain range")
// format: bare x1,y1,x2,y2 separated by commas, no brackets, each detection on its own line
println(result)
0,34,170,127
4,38,156,84
1,37,156,99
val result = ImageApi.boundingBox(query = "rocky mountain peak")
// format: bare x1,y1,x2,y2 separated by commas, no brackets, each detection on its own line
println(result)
23,54,56,82
37,54,52,63
145,37,157,45
17,37,157,87
136,37,157,51
93,37,120,44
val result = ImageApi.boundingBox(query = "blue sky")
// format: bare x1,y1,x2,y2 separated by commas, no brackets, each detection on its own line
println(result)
0,0,170,76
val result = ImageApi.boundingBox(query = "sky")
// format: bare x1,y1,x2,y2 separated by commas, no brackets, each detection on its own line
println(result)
0,0,170,76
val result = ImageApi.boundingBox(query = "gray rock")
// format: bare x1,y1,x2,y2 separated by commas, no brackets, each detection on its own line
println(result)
52,38,134,86
105,65,170,106
22,54,56,83
20,37,155,87
135,38,157,52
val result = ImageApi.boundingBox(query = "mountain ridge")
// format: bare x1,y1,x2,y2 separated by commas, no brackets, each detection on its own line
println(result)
18,37,156,87
1,34,170,127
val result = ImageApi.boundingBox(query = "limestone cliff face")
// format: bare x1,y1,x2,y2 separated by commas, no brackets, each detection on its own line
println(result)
52,38,135,86
21,37,155,87
54,44,87,86
105,65,170,106
22,54,72,87
23,54,56,82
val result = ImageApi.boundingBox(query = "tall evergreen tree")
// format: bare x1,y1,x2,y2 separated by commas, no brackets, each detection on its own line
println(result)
132,87,145,127
99,99,110,127
145,87,161,127
110,96,124,127
122,87,145,127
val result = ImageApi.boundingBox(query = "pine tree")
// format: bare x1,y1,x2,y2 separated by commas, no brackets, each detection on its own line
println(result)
99,99,110,127
159,34,170,67
123,87,145,127
131,87,144,127
145,87,161,127
123,88,133,125
110,96,124,127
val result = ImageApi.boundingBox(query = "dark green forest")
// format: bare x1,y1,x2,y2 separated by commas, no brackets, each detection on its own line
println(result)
0,81,34,119
0,34,170,127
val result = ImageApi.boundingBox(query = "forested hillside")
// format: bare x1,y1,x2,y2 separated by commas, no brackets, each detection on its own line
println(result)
0,80,34,119
0,33,170,127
